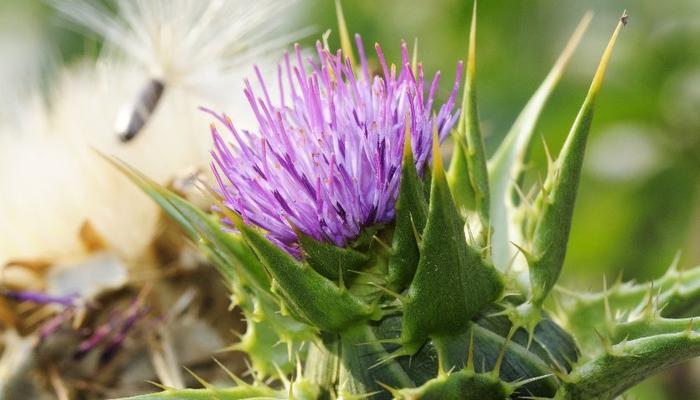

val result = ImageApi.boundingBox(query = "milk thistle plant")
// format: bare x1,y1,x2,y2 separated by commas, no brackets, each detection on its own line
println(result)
116,4,700,400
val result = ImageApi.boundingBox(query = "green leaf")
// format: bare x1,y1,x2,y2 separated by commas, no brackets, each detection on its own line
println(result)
230,212,375,333
467,323,558,395
167,194,269,287
115,379,320,400
231,311,304,377
447,140,477,214
388,126,428,290
337,325,416,397
110,157,318,370
106,157,269,290
473,307,579,376
528,14,625,306
487,14,591,272
375,308,574,398
304,335,340,390
556,330,700,400
609,317,700,344
113,386,282,400
401,128,503,350
447,2,490,245
298,231,369,282
560,262,700,355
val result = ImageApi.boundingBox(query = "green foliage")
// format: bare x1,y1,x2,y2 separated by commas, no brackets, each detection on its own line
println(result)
387,129,428,290
560,260,700,355
298,231,369,283
115,377,321,400
448,2,490,246
487,13,591,276
556,331,700,399
395,370,512,400
401,129,503,351
231,211,376,333
526,13,625,307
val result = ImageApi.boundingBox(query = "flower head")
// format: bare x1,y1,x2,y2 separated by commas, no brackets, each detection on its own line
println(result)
209,36,462,256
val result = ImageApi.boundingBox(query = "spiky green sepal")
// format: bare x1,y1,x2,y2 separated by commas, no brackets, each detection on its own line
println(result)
487,14,592,274
447,2,490,247
298,231,370,283
228,209,378,333
526,13,626,307
401,128,503,351
394,370,512,400
387,124,428,291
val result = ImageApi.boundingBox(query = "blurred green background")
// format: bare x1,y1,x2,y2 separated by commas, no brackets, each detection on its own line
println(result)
1,0,699,398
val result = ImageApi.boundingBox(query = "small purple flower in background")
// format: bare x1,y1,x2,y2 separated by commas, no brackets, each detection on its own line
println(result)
208,36,462,256
97,302,150,365
1,289,84,340
2,290,82,308
74,291,151,365
38,310,75,341
74,313,117,360
2,288,150,364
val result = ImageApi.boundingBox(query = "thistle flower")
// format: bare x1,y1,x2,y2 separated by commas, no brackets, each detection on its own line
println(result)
123,8,700,400
209,38,462,255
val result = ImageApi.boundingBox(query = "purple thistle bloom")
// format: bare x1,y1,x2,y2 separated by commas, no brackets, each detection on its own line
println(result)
208,35,462,256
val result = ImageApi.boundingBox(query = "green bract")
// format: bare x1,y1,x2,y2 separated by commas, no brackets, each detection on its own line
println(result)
115,4,700,400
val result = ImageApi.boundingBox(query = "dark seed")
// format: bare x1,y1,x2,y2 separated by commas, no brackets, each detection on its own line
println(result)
115,78,166,142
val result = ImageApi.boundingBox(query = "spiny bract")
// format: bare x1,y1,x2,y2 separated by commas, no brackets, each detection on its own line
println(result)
116,4,700,400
